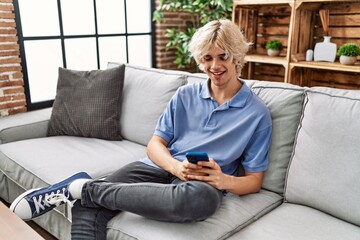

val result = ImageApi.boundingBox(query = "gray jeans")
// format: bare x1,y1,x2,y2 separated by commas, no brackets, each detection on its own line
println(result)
71,161,223,240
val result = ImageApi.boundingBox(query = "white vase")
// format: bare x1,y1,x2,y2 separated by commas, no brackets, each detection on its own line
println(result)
339,55,357,65
314,36,337,62
267,49,280,57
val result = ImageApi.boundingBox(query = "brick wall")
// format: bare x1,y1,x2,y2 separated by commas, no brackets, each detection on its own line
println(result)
154,0,196,71
0,0,26,117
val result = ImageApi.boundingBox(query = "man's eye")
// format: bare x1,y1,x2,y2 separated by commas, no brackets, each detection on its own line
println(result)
203,56,212,61
220,55,229,61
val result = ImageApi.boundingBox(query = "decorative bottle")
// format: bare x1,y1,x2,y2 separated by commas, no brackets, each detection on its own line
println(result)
306,49,313,61
313,36,337,62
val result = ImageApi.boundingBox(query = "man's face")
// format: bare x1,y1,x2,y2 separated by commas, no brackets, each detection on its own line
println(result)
201,45,237,88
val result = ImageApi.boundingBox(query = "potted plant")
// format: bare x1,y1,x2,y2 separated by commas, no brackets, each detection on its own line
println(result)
337,43,360,65
265,39,283,57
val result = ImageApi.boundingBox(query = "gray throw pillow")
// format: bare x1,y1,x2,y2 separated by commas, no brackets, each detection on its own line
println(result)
47,65,125,140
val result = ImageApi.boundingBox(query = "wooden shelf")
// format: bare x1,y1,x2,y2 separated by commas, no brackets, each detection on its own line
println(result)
291,61,360,73
245,55,288,66
233,0,360,89
233,0,294,5
297,0,353,3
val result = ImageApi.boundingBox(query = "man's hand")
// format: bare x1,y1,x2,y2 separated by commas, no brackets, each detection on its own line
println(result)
185,159,227,190
172,159,208,181
147,136,264,195
186,158,265,195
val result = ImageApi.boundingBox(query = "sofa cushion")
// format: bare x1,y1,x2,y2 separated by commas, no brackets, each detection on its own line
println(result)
251,81,305,194
0,136,146,240
226,203,360,240
285,88,360,226
0,136,146,186
107,190,282,240
48,65,125,140
108,63,187,146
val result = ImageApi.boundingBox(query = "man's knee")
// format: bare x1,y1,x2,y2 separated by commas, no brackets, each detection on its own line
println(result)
173,181,222,221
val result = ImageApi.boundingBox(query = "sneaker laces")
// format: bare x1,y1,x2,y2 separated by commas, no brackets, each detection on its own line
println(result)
45,192,74,208
32,194,47,214
31,189,73,215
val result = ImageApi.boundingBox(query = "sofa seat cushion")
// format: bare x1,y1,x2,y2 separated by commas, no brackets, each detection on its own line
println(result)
0,136,146,191
285,88,360,226
0,136,146,240
226,203,360,240
106,190,282,240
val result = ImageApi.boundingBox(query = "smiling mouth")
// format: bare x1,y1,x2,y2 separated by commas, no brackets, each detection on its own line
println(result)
209,70,225,76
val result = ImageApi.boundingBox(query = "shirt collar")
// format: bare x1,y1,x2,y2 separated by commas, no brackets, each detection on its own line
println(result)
200,80,212,99
200,78,251,108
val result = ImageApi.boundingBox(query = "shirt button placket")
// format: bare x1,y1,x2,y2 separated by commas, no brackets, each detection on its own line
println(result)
206,110,217,127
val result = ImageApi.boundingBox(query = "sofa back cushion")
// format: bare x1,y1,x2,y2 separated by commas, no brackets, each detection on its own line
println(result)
251,81,305,194
285,87,360,226
108,63,187,145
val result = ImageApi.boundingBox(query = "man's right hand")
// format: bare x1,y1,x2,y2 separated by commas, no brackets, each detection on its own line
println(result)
174,160,209,181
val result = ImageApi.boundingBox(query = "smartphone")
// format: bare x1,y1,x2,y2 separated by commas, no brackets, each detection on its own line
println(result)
185,152,209,164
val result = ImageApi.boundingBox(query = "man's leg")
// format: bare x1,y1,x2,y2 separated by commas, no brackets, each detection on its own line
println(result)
71,162,222,239
71,161,170,240
81,177,222,222
71,201,117,240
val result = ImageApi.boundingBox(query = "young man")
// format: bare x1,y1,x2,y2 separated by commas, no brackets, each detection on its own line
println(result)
10,19,272,239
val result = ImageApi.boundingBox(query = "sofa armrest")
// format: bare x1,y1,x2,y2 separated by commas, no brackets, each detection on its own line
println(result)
0,108,52,144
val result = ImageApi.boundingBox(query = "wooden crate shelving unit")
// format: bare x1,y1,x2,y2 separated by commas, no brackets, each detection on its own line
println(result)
233,0,295,82
233,0,360,89
290,0,360,89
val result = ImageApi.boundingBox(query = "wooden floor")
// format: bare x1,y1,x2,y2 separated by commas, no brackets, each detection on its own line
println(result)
1,198,57,240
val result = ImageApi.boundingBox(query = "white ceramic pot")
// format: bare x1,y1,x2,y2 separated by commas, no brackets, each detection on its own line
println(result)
339,55,357,65
267,49,280,57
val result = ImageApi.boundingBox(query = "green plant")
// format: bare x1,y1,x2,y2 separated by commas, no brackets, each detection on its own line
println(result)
265,40,283,50
153,0,233,70
337,43,360,57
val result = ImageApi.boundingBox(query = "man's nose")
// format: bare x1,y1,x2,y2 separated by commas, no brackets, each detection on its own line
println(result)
211,59,220,69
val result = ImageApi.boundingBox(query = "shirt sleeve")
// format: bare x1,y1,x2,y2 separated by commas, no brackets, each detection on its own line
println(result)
241,121,272,173
153,90,179,143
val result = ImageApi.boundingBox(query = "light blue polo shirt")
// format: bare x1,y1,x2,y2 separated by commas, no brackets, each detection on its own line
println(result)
140,79,272,176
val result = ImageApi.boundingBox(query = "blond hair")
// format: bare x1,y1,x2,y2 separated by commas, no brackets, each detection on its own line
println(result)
189,19,250,76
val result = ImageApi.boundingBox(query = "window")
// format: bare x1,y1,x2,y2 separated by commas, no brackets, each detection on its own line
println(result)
14,0,155,110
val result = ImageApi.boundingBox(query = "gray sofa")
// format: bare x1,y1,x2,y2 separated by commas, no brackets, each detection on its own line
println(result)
0,63,359,240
